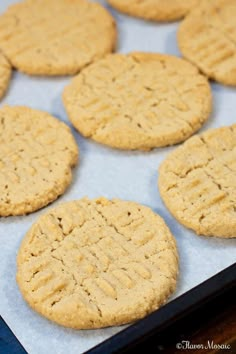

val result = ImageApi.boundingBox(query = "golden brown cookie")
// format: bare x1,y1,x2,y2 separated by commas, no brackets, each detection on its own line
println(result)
0,52,11,99
107,0,198,21
0,0,116,76
17,197,178,329
63,52,212,151
178,0,236,86
0,105,78,216
159,125,236,238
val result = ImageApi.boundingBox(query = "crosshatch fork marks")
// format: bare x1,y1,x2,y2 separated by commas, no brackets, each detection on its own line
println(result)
178,0,236,85
159,124,236,238
0,105,78,216
17,198,178,329
63,52,212,150
0,0,116,75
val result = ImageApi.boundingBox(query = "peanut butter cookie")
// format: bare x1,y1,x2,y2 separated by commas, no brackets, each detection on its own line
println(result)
159,125,236,238
0,52,11,99
63,52,212,150
178,0,236,85
17,197,178,329
0,105,78,216
108,0,198,22
0,0,116,75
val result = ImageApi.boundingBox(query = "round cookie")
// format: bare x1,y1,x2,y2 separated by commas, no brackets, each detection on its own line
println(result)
178,0,236,86
17,197,179,329
0,0,116,76
0,52,11,99
107,0,198,22
0,105,78,216
63,52,212,151
159,125,236,238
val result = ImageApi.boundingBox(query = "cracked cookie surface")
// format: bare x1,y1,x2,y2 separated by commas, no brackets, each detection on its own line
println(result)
0,0,116,75
159,125,236,238
0,52,11,99
63,52,212,150
178,0,236,85
107,0,198,22
0,105,78,216
17,197,178,329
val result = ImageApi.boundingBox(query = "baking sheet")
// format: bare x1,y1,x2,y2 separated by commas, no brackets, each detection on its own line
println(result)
0,0,235,353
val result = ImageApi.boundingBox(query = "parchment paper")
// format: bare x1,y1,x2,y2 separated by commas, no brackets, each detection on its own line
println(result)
0,1,235,353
